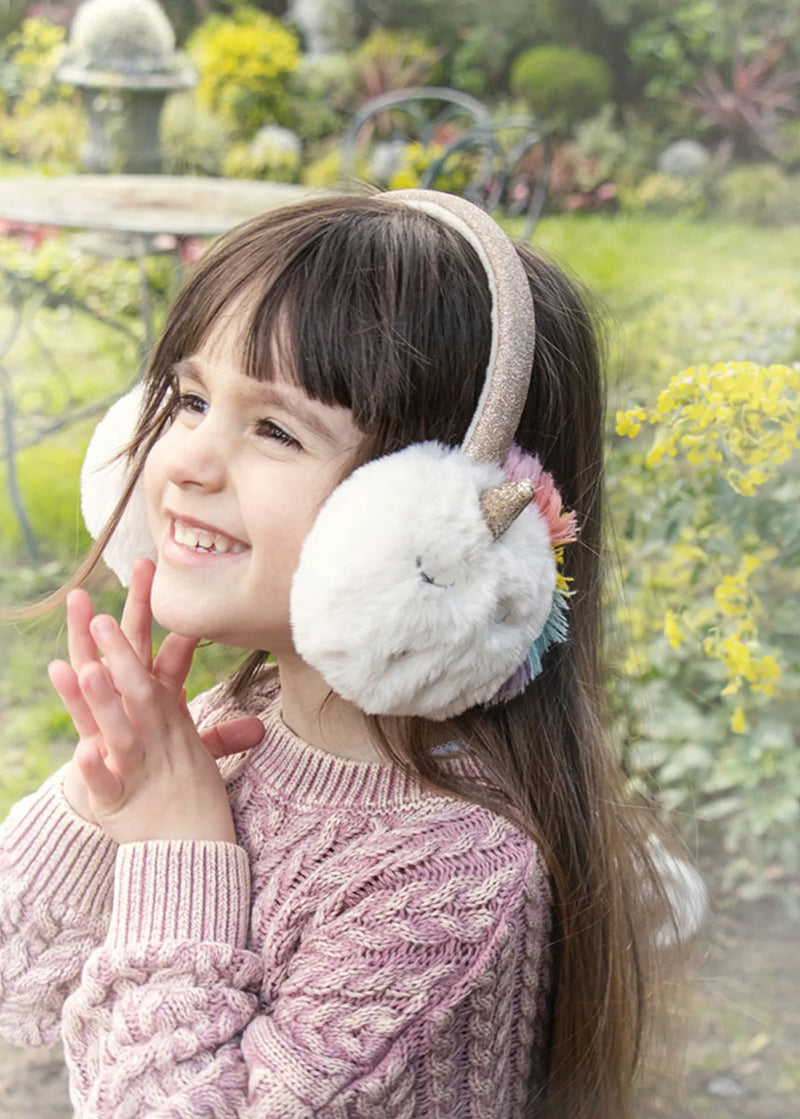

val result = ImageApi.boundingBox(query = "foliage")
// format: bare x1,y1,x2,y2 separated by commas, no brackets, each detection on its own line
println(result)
613,362,800,909
0,98,85,172
300,143,344,188
689,40,800,160
383,140,471,193
223,126,301,182
717,164,800,226
627,0,735,104
160,89,232,174
566,104,663,194
287,53,357,145
0,15,68,113
352,28,441,102
351,0,544,92
0,0,27,39
510,45,613,137
186,6,300,136
0,233,159,323
619,171,711,219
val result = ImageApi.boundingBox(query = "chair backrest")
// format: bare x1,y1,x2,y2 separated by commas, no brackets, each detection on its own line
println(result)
340,86,551,240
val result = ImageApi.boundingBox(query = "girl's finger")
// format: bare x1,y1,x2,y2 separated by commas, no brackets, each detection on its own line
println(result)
199,716,265,760
153,631,200,694
74,737,122,805
48,659,101,740
66,589,100,673
119,558,156,669
78,660,139,769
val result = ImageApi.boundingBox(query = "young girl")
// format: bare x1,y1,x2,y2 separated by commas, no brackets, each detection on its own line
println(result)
0,190,695,1118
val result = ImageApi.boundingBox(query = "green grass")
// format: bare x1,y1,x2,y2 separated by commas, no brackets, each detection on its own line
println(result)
513,214,800,408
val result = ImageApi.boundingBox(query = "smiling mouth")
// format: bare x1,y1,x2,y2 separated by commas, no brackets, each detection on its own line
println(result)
171,518,249,555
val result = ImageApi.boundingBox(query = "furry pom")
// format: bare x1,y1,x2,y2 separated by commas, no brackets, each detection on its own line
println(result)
291,442,557,719
80,383,156,586
483,446,579,706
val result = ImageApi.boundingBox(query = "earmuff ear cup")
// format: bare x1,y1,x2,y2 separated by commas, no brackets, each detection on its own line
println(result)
80,384,157,586
290,443,557,720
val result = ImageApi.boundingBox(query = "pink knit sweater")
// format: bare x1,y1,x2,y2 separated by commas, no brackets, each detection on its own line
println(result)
0,667,552,1117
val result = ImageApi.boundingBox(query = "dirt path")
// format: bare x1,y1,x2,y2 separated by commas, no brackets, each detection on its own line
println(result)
1,908,797,1117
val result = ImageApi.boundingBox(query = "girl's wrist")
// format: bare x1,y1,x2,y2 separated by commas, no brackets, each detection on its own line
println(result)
63,757,100,825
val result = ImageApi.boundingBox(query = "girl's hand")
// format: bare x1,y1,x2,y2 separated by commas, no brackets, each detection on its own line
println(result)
51,560,264,841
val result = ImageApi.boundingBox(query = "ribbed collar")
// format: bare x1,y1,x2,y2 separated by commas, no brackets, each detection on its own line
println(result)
242,668,476,811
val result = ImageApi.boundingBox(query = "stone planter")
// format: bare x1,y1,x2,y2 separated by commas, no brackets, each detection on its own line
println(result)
58,63,196,173
57,0,196,174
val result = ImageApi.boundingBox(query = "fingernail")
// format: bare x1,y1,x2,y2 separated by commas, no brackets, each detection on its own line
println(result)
93,616,115,641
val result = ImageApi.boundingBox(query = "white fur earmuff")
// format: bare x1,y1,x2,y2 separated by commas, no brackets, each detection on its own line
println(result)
290,443,556,719
80,382,157,586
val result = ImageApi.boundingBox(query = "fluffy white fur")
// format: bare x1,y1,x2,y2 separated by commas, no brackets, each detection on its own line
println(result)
291,442,556,720
647,836,710,948
80,383,157,586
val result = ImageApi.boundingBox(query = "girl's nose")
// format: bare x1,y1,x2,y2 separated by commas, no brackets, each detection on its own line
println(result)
164,415,228,492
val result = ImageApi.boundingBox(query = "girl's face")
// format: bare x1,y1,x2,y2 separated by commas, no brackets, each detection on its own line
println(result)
143,320,364,654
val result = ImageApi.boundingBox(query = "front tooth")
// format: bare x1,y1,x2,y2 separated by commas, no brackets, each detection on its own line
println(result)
196,530,215,549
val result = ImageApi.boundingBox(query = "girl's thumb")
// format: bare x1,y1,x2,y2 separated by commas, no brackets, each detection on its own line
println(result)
200,716,265,759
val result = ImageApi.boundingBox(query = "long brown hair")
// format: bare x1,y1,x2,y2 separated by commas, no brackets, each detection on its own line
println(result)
20,197,676,1115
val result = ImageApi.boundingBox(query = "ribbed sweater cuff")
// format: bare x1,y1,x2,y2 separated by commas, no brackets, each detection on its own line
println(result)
107,840,251,949
2,763,118,912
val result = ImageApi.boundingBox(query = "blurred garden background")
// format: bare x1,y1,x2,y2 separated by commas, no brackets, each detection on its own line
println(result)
0,0,798,1115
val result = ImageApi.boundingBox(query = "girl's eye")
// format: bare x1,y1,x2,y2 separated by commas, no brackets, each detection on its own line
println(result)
177,391,207,416
256,419,301,449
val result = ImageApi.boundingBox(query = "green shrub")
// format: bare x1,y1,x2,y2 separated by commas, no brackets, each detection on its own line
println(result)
223,126,301,182
0,100,85,171
510,45,612,137
187,6,300,137
619,171,711,219
385,140,472,193
353,28,442,97
718,164,800,226
287,53,356,145
160,90,232,175
0,16,69,113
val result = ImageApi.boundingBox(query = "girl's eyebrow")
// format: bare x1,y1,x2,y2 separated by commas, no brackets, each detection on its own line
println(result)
171,356,345,447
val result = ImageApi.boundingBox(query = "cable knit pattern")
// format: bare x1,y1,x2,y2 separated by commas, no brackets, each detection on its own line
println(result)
0,666,553,1117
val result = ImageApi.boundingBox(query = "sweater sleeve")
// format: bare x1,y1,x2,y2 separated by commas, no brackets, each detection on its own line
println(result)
60,818,548,1118
0,688,225,1050
0,763,119,1047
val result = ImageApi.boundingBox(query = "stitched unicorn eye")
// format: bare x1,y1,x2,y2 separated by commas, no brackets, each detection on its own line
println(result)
415,555,453,590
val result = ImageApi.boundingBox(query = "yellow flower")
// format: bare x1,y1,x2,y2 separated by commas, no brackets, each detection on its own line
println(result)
615,409,646,438
663,609,685,649
730,706,748,734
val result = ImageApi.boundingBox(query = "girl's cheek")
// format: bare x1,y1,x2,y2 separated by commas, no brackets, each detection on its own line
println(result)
143,441,167,534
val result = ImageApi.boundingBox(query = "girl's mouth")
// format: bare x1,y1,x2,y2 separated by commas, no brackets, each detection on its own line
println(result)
170,518,248,556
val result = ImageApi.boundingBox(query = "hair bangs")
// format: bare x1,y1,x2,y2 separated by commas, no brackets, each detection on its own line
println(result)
235,205,493,457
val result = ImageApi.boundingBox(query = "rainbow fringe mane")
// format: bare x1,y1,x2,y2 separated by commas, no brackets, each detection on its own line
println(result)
486,447,579,706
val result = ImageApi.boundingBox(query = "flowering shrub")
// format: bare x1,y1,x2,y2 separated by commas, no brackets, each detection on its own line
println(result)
186,7,299,137
612,362,800,909
0,16,67,113
386,140,472,194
